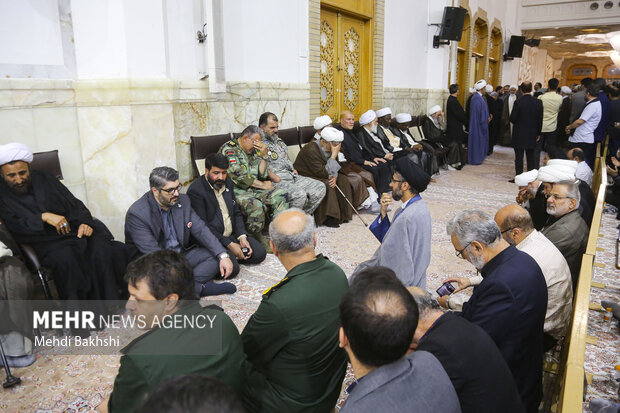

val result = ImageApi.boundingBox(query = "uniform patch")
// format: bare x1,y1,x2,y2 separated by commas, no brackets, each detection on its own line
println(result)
187,221,192,229
228,141,236,146
226,150,235,156
270,152,278,160
229,158,237,164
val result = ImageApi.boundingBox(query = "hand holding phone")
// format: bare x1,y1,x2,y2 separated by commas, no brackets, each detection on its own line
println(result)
436,281,456,297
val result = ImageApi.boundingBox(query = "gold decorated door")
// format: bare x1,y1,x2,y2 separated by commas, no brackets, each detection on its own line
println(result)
320,8,370,121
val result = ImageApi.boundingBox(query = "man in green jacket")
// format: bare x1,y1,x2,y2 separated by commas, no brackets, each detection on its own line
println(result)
242,208,349,412
99,250,246,413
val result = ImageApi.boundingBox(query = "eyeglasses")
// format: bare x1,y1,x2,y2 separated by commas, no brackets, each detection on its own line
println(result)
455,241,472,258
501,227,516,234
545,193,571,200
160,185,181,194
391,178,404,183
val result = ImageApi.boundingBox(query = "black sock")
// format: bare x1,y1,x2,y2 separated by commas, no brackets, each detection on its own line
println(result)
200,281,237,297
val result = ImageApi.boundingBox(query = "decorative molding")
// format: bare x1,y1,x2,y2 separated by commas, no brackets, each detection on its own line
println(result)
521,0,620,29
372,0,384,109
309,0,321,119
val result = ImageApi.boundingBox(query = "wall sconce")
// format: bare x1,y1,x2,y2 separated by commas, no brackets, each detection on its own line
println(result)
197,23,207,44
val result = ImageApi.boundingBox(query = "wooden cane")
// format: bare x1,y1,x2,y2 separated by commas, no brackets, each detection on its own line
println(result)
335,184,369,227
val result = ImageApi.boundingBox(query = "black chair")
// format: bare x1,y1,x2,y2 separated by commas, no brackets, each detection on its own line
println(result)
190,134,233,178
31,150,63,180
298,126,315,147
277,127,300,147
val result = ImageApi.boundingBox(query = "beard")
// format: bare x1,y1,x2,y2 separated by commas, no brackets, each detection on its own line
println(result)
546,205,557,216
370,124,378,134
469,251,486,271
527,186,537,197
392,186,404,201
208,177,225,190
6,176,32,195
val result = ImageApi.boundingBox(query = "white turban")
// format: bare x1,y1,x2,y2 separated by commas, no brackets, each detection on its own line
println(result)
485,85,493,93
0,143,33,166
474,79,487,90
510,85,517,90
320,126,344,143
395,113,412,123
428,105,442,116
514,169,538,186
359,110,377,126
537,165,575,183
376,107,392,118
313,115,332,131
469,88,476,94
547,159,578,173
561,86,572,94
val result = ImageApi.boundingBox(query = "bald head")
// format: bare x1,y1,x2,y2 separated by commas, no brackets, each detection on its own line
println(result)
495,205,534,245
268,208,315,254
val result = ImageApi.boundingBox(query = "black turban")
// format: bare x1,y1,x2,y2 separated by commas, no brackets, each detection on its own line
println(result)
394,157,431,193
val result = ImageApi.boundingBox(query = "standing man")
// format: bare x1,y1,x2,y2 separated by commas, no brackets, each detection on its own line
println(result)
353,157,431,288
220,125,290,250
0,143,125,302
555,86,573,148
510,81,544,176
124,167,236,297
444,210,547,413
566,85,601,168
468,80,491,165
569,77,593,123
538,78,563,154
187,153,266,273
446,84,468,153
242,209,349,412
499,85,519,146
259,112,325,214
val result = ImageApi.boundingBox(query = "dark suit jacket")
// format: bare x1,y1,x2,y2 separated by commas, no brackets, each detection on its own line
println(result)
528,184,549,230
446,95,468,143
356,127,388,159
555,97,572,144
187,176,247,248
375,125,396,152
417,312,525,413
124,192,226,258
510,94,543,149
461,246,547,413
338,126,371,166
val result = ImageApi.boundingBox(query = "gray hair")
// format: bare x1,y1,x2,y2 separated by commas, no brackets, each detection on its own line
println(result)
409,289,441,319
446,209,502,248
268,208,315,253
240,124,263,139
556,180,581,209
501,207,534,233
149,167,179,189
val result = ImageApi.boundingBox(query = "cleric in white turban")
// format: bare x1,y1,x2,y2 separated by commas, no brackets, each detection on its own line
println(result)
514,169,538,187
320,126,344,143
474,79,487,91
359,110,377,126
547,159,578,174
469,80,490,164
537,165,575,183
376,107,392,118
0,143,33,166
428,105,442,117
395,113,412,124
313,115,332,131
560,86,572,95
485,84,493,94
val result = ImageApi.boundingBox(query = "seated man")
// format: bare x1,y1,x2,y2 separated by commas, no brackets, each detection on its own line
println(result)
242,209,349,412
0,143,125,301
376,107,432,174
259,112,326,214
568,147,593,187
337,110,391,199
514,169,548,230
547,158,595,226
338,267,460,413
353,157,431,288
125,167,235,297
390,113,439,175
355,110,395,168
423,105,463,170
445,210,547,413
0,220,35,368
541,180,589,289
187,153,266,272
101,250,246,413
220,125,290,250
409,288,524,413
313,115,377,212
294,126,353,227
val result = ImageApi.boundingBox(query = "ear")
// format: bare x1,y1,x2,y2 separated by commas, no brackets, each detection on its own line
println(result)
164,293,179,312
313,232,317,248
470,240,484,253
150,187,159,197
269,239,277,257
338,327,348,349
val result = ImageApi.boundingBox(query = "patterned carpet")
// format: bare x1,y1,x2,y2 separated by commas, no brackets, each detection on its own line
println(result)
1,146,617,412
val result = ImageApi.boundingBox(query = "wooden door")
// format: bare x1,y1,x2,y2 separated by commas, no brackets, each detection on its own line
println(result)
320,8,370,121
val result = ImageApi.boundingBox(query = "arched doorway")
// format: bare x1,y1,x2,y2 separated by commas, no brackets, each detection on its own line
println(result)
489,28,502,89
456,12,471,105
471,18,488,86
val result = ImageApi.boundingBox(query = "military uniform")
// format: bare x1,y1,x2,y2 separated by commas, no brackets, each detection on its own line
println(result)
108,303,246,413
262,134,326,214
241,254,349,412
220,138,290,235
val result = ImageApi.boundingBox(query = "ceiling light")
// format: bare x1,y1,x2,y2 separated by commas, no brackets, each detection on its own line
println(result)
611,34,620,51
540,36,556,39
581,28,600,32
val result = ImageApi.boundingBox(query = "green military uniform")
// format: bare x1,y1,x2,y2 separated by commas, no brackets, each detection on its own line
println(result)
220,138,290,234
241,254,349,413
108,303,246,413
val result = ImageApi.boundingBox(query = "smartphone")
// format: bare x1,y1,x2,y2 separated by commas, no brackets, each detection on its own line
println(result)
436,281,456,297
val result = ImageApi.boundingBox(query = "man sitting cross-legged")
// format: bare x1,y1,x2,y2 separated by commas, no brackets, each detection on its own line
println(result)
125,167,235,297
187,153,266,273
99,250,246,413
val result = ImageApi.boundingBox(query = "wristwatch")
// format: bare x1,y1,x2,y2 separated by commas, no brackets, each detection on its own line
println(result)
218,252,230,260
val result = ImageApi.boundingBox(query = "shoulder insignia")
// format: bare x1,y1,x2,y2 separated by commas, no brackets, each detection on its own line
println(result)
262,277,291,297
225,150,235,156
228,141,236,147
270,152,278,160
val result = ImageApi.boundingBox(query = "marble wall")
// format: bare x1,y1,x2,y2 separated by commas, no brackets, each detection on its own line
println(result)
0,79,310,240
383,88,450,117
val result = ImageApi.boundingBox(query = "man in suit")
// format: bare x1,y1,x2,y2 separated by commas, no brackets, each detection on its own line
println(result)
423,105,463,169
555,86,573,148
242,209,349,412
125,166,235,297
409,288,524,413
187,153,266,274
101,250,246,413
499,84,519,146
443,210,547,413
446,84,468,149
339,267,460,413
541,180,589,289
510,81,543,176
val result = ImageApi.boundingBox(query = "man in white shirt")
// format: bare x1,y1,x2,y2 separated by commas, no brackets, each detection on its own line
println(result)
538,78,563,153
566,85,601,169
568,147,593,187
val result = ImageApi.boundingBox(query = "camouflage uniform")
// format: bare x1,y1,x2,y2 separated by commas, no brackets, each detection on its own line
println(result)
220,138,290,234
262,134,326,214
